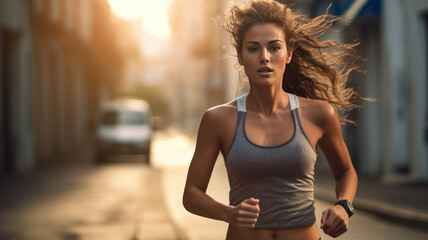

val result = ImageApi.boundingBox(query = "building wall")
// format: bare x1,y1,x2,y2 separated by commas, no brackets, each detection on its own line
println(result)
352,0,428,181
0,0,34,171
0,0,124,172
403,0,428,180
310,0,428,181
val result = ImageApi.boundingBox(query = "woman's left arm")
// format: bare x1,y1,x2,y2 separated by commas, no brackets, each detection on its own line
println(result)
317,104,358,238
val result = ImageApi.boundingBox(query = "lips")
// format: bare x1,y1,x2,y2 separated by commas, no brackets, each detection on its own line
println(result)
257,67,273,72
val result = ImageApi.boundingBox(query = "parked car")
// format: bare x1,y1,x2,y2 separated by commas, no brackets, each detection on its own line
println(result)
95,98,153,163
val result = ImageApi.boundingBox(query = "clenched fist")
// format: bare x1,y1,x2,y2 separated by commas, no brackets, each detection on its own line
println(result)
321,205,349,238
227,197,260,229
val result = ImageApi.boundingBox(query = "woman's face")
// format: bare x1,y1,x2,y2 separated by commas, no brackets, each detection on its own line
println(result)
238,23,292,87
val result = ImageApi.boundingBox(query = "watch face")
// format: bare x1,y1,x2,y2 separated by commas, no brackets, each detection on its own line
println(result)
347,201,355,213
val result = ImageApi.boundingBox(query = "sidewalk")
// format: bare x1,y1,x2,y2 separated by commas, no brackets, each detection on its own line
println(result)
0,149,185,240
314,164,428,229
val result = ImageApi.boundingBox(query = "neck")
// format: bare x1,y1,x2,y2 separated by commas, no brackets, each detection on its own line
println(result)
246,83,289,116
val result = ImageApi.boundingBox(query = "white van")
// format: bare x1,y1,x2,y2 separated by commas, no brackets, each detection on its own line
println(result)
95,98,153,163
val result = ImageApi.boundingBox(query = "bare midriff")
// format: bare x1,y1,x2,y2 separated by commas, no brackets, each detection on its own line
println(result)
226,222,320,240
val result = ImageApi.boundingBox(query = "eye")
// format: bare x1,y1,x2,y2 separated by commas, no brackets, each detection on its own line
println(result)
269,46,281,51
248,47,258,52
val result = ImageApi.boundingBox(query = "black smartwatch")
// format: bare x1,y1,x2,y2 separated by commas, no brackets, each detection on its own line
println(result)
335,200,355,217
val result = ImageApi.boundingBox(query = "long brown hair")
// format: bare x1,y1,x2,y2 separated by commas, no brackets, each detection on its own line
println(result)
225,0,365,124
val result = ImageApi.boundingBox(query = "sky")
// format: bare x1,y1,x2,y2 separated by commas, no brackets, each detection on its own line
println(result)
107,0,175,40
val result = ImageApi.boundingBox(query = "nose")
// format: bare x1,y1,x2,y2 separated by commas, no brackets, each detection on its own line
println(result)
260,48,270,63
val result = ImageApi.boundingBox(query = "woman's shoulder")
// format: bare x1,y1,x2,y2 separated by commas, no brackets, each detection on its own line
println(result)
201,99,238,124
297,96,334,113
296,96,338,128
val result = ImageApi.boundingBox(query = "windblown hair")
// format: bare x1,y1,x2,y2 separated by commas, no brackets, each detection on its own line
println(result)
224,0,365,124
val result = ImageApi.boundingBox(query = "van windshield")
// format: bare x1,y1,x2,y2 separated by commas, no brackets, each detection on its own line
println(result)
102,111,149,125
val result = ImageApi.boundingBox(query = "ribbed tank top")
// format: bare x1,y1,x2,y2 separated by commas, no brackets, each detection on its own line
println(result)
225,93,318,229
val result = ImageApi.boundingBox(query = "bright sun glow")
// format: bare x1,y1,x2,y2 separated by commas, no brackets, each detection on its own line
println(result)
107,0,174,39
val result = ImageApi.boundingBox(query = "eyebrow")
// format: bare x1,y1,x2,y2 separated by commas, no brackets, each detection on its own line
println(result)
246,39,283,45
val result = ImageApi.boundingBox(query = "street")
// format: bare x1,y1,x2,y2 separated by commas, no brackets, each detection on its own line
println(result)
1,128,428,240
0,163,182,240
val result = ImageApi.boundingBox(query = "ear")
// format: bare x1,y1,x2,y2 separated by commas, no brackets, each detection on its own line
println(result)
237,51,244,66
286,49,293,64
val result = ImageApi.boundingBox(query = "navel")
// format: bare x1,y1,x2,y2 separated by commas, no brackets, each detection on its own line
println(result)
271,231,277,239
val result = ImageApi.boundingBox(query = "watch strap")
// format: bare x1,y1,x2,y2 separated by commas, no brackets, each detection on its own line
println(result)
335,200,354,217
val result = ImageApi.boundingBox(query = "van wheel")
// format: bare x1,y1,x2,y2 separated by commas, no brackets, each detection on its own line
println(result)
96,151,107,163
145,149,151,165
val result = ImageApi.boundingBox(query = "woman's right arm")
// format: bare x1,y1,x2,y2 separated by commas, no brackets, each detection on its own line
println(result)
183,108,259,228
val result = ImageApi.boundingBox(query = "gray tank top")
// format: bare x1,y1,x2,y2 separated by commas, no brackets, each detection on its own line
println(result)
225,93,318,229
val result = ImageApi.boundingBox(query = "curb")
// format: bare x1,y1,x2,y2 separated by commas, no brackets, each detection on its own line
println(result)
315,186,428,229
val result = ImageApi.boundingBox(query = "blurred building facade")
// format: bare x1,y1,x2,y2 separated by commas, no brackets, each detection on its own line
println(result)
0,0,124,172
168,0,246,133
308,0,428,182
115,19,145,90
